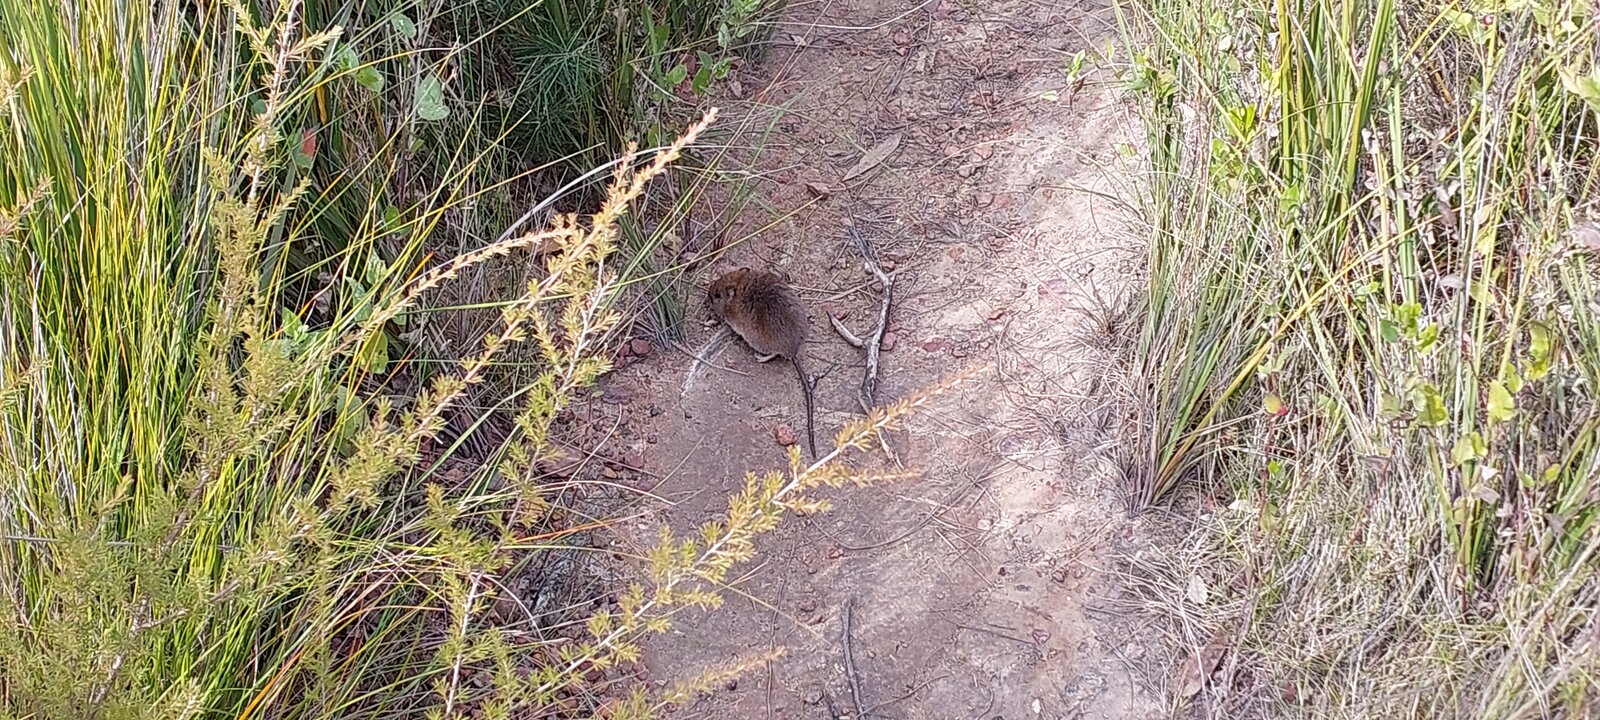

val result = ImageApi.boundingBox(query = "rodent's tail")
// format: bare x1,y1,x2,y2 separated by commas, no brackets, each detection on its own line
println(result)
793,357,816,458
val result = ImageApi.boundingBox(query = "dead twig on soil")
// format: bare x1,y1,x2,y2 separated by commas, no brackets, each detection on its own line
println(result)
843,599,868,719
830,216,895,413
830,314,865,348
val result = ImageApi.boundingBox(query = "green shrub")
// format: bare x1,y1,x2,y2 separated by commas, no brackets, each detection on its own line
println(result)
1123,0,1600,714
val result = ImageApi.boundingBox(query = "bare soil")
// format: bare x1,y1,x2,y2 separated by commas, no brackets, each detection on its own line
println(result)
602,1,1162,717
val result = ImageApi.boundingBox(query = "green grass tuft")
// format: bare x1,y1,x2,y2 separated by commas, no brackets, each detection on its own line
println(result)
1121,0,1600,714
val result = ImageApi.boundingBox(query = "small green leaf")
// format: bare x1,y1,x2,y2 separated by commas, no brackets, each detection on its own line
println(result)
1526,321,1556,380
1487,381,1516,423
1379,319,1400,343
1503,362,1524,394
365,255,387,285
1395,302,1422,336
1379,391,1404,418
692,65,712,94
391,12,417,40
1559,66,1600,112
1278,184,1302,214
290,128,316,169
665,64,687,85
333,45,358,72
1450,432,1486,465
339,45,384,92
281,308,306,337
1415,384,1448,426
354,65,385,93
1416,323,1439,352
362,333,389,375
414,73,449,121
382,204,402,233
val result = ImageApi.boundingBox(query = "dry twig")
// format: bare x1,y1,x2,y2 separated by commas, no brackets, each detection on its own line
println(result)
830,217,895,413
842,599,868,719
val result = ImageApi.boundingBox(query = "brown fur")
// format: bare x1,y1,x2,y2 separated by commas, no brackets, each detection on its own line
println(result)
707,267,816,457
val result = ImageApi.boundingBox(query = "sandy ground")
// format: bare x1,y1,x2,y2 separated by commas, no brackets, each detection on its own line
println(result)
600,1,1161,717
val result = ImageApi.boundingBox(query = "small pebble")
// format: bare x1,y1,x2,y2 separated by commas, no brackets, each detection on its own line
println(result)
630,338,652,356
880,332,898,351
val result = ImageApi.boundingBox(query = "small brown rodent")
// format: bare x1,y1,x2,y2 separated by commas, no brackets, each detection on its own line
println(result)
707,267,816,457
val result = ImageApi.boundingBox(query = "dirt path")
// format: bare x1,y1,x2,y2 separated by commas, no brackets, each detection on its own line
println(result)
607,1,1157,717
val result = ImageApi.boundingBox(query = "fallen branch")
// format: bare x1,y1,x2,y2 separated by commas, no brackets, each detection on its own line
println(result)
830,314,865,348
843,599,868,719
846,218,894,413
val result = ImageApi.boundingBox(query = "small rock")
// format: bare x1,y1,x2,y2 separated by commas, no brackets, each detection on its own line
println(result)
804,689,825,705
827,545,843,559
956,164,977,178
602,466,619,479
998,565,1008,576
975,145,995,160
947,246,965,261
724,679,738,691
880,332,898,351
987,307,1007,321
1031,628,1051,645
974,192,994,208
799,597,817,612
775,423,798,447
921,337,951,353
833,306,850,319
805,181,832,200
630,338,652,356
